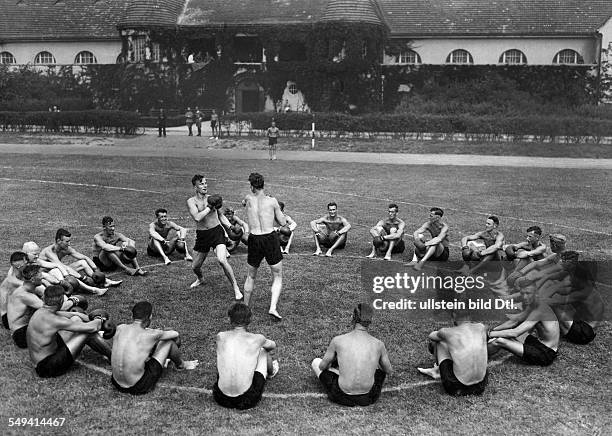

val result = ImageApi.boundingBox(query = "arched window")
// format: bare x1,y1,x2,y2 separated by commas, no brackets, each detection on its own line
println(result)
446,49,473,64
553,49,584,65
397,49,421,64
34,51,56,64
0,51,17,64
288,83,298,95
499,49,527,65
74,51,97,64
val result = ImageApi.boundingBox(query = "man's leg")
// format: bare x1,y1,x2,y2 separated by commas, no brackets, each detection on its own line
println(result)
190,250,208,288
268,262,283,319
313,233,324,256
414,244,443,271
214,244,243,300
418,340,450,379
325,234,346,257
488,337,524,357
100,251,137,276
283,233,295,254
177,229,193,261
69,259,94,277
244,264,258,305
150,239,172,265
153,339,199,370
384,240,396,261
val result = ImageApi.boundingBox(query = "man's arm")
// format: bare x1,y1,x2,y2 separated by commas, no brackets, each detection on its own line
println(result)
481,232,505,256
93,234,122,253
262,337,277,352
337,216,351,234
318,337,337,371
66,247,97,270
461,231,482,247
489,308,541,338
426,223,448,246
285,215,297,232
158,329,180,342
428,329,445,342
370,220,385,234
39,247,69,276
385,220,405,240
187,197,213,222
149,222,167,242
491,310,528,332
56,310,90,322
310,216,326,232
218,210,234,229
413,222,429,240
519,243,548,259
273,200,287,228
21,292,43,310
378,342,393,375
234,216,250,234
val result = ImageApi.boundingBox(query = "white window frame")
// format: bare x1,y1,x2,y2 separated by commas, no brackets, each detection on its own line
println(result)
553,49,583,65
499,49,527,65
446,49,473,64
0,51,17,64
397,49,421,65
35,51,56,65
74,51,97,65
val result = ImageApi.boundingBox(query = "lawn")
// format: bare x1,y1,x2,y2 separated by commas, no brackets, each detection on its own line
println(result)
0,144,610,435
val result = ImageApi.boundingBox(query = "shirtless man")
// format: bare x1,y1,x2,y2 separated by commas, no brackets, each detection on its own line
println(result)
242,172,286,320
311,303,393,407
147,208,193,265
276,202,297,255
505,226,547,271
93,216,146,276
187,175,242,300
27,285,112,378
223,207,249,253
417,309,488,396
111,301,199,395
488,280,560,366
40,228,117,295
460,215,505,275
366,203,406,261
213,302,279,409
409,207,450,271
310,202,351,257
1,251,28,329
22,241,70,286
7,264,44,348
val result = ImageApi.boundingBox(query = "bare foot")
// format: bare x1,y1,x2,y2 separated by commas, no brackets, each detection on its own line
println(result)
95,288,108,296
178,360,200,370
313,250,322,256
268,310,282,321
184,254,193,261
126,268,137,276
384,255,392,261
366,252,376,258
190,278,204,289
164,258,171,266
325,250,333,257
136,269,148,276
234,289,244,301
417,365,440,380
413,262,423,271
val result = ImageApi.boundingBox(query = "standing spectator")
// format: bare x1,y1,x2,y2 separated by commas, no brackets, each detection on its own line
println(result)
185,107,194,136
267,120,280,161
157,109,167,138
194,107,203,136
210,109,219,139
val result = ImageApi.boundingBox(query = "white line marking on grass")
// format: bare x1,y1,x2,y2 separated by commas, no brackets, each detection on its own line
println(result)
0,177,164,195
78,355,512,399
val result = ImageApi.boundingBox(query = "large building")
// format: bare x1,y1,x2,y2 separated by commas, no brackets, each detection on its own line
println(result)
2,0,612,110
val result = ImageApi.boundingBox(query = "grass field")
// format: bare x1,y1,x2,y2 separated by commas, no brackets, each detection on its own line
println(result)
0,138,611,435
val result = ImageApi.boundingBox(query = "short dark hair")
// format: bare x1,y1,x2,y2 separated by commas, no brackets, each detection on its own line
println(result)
228,302,252,326
224,207,235,216
278,201,285,211
352,303,373,327
55,228,71,241
388,203,398,211
43,285,65,307
155,208,167,217
191,174,204,186
132,301,153,320
526,226,542,236
102,216,114,226
430,207,444,217
22,264,41,281
249,173,264,190
488,216,499,226
10,251,27,263
327,202,337,209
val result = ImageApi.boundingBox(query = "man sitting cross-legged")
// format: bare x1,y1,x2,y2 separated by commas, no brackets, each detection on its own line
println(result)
311,303,393,407
417,307,488,396
27,285,112,378
147,208,193,265
213,302,279,410
488,278,560,366
111,301,199,395
366,203,406,261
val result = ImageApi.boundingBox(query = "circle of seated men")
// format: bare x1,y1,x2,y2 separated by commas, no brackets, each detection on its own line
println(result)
0,197,603,409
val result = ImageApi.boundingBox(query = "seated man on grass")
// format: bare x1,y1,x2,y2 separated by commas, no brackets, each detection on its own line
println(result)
310,202,351,257
311,303,393,407
213,303,279,410
276,201,297,255
366,203,406,261
407,207,450,271
93,216,146,276
111,301,199,395
147,208,193,265
1,251,29,329
7,264,44,348
460,215,505,275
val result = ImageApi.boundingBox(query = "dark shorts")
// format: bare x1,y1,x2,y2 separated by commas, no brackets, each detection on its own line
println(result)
93,255,117,272
35,333,75,378
377,239,405,254
318,369,386,407
522,335,557,366
2,313,8,329
439,359,487,396
564,320,596,345
317,232,347,249
247,232,283,268
268,137,277,146
211,120,217,128
431,246,450,262
111,358,163,395
194,226,226,253
213,372,266,410
12,325,28,348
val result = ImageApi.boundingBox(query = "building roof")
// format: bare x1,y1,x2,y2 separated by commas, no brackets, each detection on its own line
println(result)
119,0,185,28
320,0,382,25
377,0,612,36
0,0,127,41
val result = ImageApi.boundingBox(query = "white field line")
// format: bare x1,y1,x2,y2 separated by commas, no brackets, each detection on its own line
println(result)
0,177,164,195
77,355,512,399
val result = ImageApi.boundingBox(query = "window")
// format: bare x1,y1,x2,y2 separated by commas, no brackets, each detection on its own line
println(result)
397,49,421,64
0,51,16,64
131,36,159,62
288,83,298,95
74,51,97,64
34,51,56,64
446,49,473,64
553,49,584,65
499,49,527,65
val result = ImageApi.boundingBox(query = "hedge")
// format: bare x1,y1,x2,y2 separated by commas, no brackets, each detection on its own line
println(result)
0,110,141,134
139,115,185,128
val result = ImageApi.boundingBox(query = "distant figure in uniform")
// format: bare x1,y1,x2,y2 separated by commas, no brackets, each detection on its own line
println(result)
460,215,505,275
185,107,194,136
276,201,297,255
408,207,449,271
210,109,219,139
366,203,405,261
223,208,250,253
267,120,280,160
311,303,393,407
213,303,279,409
157,108,166,137
93,216,146,276
310,202,351,257
147,208,193,265
194,107,203,136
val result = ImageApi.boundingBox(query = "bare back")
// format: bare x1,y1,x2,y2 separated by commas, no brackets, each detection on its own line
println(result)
334,330,385,395
0,267,22,314
216,329,266,396
111,324,165,387
7,286,40,330
244,192,283,235
439,323,488,385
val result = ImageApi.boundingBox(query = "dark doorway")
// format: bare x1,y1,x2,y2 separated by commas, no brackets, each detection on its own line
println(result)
242,90,260,112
